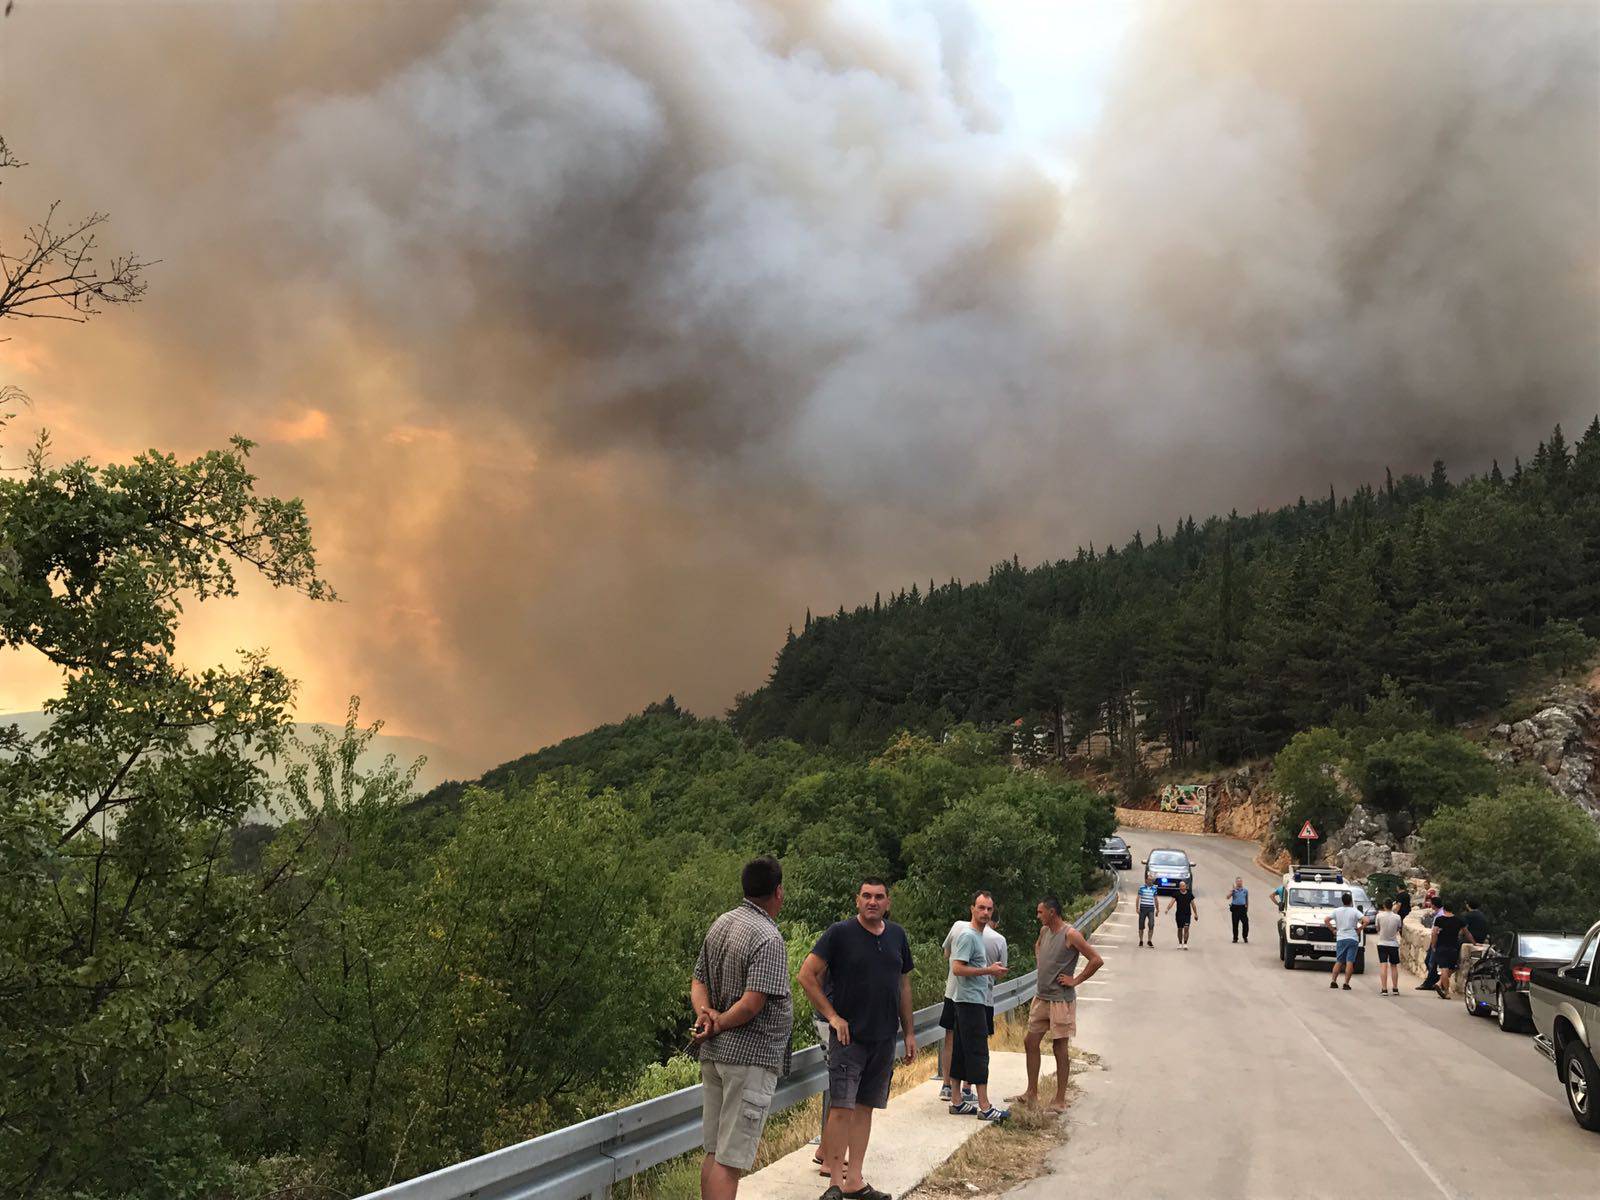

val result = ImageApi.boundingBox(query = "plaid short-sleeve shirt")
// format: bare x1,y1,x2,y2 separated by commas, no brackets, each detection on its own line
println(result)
693,900,792,1073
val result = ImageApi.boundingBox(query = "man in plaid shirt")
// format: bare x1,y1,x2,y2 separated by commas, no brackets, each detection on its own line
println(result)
691,857,792,1200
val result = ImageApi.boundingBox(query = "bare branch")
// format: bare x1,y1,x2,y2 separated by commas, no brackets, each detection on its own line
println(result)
0,144,152,335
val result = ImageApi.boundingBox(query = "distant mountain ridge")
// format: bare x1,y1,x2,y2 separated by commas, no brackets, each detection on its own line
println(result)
1,710,464,795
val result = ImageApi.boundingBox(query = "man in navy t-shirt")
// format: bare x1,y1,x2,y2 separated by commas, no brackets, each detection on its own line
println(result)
800,878,916,1200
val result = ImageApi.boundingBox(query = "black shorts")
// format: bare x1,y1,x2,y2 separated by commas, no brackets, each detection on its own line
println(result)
940,997,995,1035
1377,944,1400,964
948,1001,990,1086
827,1034,895,1110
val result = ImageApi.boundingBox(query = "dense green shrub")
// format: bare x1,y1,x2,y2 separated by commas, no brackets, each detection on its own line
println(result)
1419,785,1600,930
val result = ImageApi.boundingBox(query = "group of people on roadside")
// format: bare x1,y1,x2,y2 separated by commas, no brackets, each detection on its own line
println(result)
1417,890,1491,997
688,858,1101,1200
1133,873,1254,948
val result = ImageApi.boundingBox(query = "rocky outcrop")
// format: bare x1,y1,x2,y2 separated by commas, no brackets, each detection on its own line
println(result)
1205,764,1281,841
1488,682,1600,822
1324,803,1423,884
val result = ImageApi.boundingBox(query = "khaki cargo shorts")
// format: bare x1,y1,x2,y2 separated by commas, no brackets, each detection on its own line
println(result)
700,1059,779,1171
1026,998,1077,1041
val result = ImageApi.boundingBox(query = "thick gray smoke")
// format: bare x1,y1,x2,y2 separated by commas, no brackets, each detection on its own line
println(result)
1,0,1595,765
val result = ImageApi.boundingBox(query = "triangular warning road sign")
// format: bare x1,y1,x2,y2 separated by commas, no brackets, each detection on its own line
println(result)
1298,820,1319,840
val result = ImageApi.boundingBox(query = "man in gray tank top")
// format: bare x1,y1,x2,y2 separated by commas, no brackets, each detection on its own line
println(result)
1011,896,1102,1112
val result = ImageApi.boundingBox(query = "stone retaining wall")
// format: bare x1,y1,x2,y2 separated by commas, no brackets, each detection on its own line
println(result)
1115,806,1206,835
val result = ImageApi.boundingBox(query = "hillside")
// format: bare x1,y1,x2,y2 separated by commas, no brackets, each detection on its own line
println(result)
730,420,1600,766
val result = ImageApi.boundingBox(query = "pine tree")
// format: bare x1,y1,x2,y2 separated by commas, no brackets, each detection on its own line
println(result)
1429,459,1449,498
1490,458,1504,486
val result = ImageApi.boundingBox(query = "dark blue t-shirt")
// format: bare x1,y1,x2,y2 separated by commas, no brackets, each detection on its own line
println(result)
812,917,914,1043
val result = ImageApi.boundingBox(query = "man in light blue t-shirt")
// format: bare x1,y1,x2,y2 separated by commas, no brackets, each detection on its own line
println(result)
1228,877,1250,944
1324,891,1367,991
944,892,1008,1120
1137,874,1160,948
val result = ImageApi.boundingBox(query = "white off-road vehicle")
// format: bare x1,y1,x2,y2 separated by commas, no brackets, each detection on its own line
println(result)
1276,866,1372,973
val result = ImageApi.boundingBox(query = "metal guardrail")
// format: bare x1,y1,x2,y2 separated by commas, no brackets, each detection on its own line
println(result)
361,874,1119,1200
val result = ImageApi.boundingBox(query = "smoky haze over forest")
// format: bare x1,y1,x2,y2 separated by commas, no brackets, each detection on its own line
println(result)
0,0,1595,768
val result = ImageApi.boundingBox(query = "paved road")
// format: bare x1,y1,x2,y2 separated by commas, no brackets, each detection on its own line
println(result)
1004,827,1595,1200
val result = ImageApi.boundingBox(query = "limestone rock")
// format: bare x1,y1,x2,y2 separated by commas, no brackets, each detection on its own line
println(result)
1493,683,1599,823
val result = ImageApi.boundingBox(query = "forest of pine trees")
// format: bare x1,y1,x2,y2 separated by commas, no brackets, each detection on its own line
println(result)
732,420,1600,766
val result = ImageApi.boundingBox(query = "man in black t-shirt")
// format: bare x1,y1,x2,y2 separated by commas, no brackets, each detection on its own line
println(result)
799,878,916,1200
1165,881,1198,948
1461,898,1489,945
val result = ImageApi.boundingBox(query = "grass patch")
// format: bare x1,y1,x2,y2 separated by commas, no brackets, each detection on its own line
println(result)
909,1072,1073,1200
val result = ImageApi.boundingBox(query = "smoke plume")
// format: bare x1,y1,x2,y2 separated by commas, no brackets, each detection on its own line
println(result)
1,0,1595,768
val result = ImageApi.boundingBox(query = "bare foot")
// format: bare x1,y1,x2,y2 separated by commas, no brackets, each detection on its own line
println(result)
1048,1100,1069,1113
1008,1091,1039,1105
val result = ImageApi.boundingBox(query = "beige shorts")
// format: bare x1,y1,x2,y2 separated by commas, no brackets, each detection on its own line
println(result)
700,1059,779,1171
1027,998,1077,1041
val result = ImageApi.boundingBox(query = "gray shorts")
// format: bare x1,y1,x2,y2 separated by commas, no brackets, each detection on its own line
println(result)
1138,908,1156,932
827,1034,895,1110
701,1060,778,1171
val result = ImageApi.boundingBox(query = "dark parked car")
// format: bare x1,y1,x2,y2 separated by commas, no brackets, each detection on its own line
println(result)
1466,930,1589,1033
1101,836,1134,870
1144,848,1193,897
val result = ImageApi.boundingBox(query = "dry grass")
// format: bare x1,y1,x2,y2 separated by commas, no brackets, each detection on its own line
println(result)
909,1072,1074,1200
910,1012,1102,1200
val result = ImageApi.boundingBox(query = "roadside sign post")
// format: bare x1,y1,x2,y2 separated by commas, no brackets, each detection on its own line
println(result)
1298,820,1318,867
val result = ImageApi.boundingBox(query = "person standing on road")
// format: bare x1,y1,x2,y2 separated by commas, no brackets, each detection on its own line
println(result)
1429,898,1466,999
1394,888,1412,921
1227,877,1250,944
1461,898,1489,946
799,879,916,1200
1324,890,1366,990
1137,873,1159,948
1373,898,1405,995
943,892,1009,1122
1414,893,1440,990
1165,880,1197,948
690,857,793,1200
1012,896,1102,1112
936,903,1007,1100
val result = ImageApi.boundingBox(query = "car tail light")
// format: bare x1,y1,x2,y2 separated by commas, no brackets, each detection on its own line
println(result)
1512,966,1532,983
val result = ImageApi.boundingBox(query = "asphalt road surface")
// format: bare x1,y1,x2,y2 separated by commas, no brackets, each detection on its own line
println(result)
1004,827,1596,1200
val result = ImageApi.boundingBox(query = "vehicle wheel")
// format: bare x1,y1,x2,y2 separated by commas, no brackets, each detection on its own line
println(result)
1283,944,1296,971
1493,989,1525,1033
1464,983,1480,1017
1561,1040,1600,1132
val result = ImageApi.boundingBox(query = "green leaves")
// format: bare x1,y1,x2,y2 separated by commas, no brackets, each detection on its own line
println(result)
1420,785,1600,929
0,432,335,1196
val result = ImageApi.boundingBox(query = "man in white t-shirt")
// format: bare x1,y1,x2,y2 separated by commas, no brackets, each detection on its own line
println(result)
936,900,1008,1100
1323,891,1367,991
1373,899,1405,995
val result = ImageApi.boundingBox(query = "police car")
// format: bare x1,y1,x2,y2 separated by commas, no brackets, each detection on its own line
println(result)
1276,866,1374,972
1144,848,1195,898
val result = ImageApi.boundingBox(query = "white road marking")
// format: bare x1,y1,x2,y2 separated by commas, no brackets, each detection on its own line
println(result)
1275,993,1457,1200
1075,996,1113,1002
